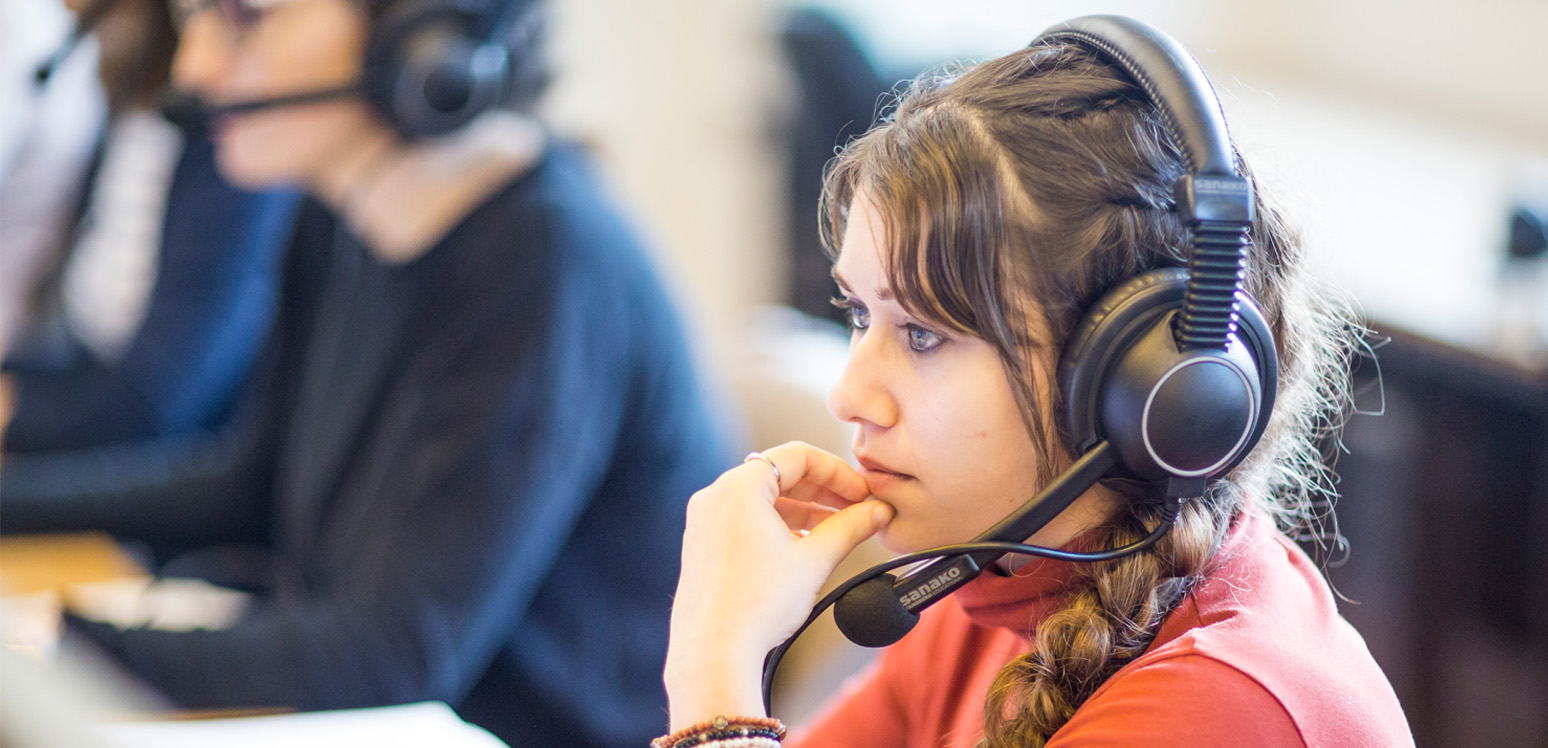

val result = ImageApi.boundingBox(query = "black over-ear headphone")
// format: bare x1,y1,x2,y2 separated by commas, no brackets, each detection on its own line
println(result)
362,0,526,139
759,14,1280,710
1053,16,1277,487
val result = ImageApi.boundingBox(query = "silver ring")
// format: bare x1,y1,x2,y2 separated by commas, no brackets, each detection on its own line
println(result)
744,451,782,490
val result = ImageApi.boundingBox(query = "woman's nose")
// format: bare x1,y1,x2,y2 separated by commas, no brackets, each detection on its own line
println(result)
826,329,900,431
170,9,232,96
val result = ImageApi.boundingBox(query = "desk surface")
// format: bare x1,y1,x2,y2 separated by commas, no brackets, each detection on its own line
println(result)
0,532,149,596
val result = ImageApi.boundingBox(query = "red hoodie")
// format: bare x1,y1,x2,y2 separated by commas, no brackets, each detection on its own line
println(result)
791,510,1414,747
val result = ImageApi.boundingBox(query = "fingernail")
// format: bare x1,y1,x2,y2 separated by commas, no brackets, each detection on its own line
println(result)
871,501,895,524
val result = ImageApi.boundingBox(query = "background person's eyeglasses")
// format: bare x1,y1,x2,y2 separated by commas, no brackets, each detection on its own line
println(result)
170,0,293,34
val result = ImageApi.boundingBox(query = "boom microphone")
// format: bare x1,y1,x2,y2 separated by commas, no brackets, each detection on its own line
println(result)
158,84,362,132
831,441,1122,648
33,0,117,88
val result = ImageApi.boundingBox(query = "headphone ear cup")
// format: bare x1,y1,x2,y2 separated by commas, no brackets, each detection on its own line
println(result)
1059,269,1191,458
362,0,510,139
1216,289,1277,476
1058,268,1278,482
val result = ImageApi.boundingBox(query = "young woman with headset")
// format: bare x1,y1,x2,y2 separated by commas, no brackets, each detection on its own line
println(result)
662,17,1413,748
2,1,734,746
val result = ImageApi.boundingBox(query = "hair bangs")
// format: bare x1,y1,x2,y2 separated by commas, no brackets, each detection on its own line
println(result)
821,104,1035,362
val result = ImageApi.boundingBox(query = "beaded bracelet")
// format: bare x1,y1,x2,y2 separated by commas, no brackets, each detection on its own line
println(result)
690,738,780,748
652,715,787,748
673,726,783,748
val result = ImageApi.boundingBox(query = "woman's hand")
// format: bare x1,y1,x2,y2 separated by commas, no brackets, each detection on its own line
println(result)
664,441,894,729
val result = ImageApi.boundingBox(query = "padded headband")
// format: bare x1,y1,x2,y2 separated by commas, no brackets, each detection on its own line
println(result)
1036,15,1238,178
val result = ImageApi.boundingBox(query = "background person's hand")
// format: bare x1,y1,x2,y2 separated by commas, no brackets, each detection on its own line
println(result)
664,441,893,728
0,374,12,460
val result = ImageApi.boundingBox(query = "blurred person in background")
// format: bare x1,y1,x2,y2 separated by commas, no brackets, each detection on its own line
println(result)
0,0,298,461
0,0,735,746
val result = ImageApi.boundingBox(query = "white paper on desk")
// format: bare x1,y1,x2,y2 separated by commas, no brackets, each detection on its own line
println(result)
68,577,251,632
98,702,509,748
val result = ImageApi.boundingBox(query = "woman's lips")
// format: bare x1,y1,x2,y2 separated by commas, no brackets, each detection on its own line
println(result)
856,455,913,492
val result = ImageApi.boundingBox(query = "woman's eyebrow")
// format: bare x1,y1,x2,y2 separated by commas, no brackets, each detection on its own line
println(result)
829,268,894,301
829,267,852,295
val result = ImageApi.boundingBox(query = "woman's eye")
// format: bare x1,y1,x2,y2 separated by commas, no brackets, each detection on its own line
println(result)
907,324,945,353
848,305,871,331
832,298,870,331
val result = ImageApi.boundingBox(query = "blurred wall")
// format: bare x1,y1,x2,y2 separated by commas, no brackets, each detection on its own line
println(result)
543,0,792,375
1203,0,1548,150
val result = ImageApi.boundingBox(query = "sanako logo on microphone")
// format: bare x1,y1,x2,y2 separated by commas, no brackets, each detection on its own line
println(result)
899,566,963,608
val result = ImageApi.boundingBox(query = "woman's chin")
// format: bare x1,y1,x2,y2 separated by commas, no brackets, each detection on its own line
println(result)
211,118,324,190
214,145,300,191
874,522,940,556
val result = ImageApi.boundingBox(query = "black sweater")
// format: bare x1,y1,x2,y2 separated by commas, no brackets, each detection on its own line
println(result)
4,145,735,748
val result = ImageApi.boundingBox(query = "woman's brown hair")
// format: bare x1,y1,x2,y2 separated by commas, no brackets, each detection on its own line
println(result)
92,0,178,113
819,42,1359,746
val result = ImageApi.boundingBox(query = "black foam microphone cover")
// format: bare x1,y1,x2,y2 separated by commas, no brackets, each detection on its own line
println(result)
158,90,211,134
833,573,919,648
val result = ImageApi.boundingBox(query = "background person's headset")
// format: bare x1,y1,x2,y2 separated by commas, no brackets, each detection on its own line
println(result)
360,0,529,138
148,0,534,139
759,14,1280,711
